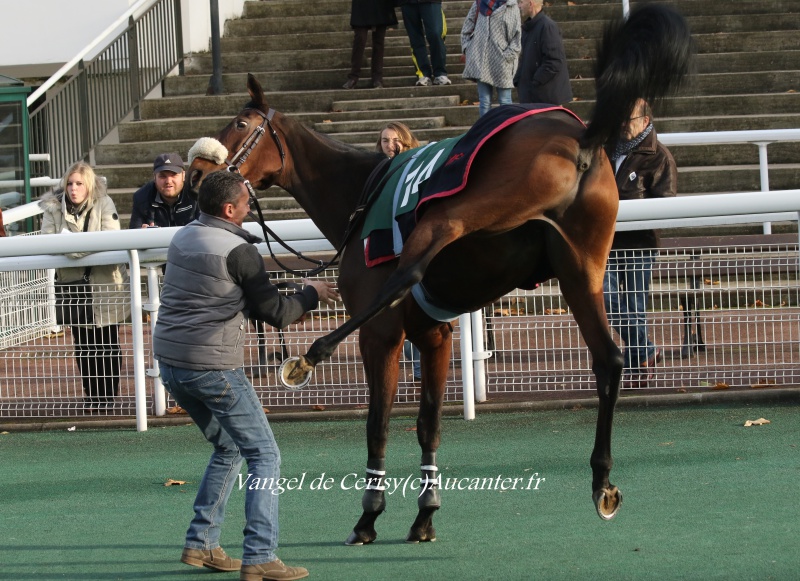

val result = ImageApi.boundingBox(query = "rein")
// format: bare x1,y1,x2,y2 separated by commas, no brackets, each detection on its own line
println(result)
218,106,411,278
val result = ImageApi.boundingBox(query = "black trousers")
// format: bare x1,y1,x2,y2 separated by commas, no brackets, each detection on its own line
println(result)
348,26,387,82
71,325,121,403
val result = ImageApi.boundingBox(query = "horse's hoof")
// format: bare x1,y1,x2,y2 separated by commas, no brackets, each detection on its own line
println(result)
278,356,313,390
345,529,376,546
593,486,622,520
405,527,436,544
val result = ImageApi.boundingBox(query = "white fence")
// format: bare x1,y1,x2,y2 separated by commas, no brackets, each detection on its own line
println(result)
0,189,798,431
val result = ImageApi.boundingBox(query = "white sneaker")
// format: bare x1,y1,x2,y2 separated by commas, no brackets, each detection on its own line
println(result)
415,76,432,86
433,75,451,85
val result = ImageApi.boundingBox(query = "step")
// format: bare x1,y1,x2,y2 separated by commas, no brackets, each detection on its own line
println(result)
314,116,446,135
223,13,800,42
181,48,800,84
143,84,481,118
569,70,800,101
240,0,800,21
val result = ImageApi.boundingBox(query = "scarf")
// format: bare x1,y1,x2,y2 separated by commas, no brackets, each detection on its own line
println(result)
610,122,653,162
479,0,508,16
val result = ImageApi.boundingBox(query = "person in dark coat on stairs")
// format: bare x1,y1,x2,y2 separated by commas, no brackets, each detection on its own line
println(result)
514,0,572,105
343,0,398,89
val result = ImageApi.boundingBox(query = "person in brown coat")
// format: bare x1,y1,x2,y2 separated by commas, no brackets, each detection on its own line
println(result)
603,99,677,388
343,0,398,89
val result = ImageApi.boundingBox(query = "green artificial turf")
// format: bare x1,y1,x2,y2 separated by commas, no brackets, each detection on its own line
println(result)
1,402,798,580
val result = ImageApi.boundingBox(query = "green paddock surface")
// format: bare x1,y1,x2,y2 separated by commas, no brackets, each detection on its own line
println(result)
2,402,799,581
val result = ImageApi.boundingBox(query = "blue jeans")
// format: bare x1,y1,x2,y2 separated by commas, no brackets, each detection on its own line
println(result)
603,249,657,370
403,340,422,379
402,3,447,79
159,363,281,566
477,82,512,116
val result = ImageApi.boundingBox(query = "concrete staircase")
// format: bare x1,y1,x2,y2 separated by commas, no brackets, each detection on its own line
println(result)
95,0,800,227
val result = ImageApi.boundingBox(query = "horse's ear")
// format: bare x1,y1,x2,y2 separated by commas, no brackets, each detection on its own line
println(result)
247,73,268,109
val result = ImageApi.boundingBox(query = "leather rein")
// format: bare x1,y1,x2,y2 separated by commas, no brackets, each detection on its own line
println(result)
223,106,395,278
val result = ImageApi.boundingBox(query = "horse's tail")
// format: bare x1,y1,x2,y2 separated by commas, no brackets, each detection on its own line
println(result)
582,3,694,150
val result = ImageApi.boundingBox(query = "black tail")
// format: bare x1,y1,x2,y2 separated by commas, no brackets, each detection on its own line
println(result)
583,3,694,149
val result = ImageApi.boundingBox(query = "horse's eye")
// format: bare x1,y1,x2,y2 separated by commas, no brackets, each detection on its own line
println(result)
236,120,248,129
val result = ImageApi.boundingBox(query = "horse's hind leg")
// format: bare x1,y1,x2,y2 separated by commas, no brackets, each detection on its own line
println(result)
551,242,624,520
406,322,452,543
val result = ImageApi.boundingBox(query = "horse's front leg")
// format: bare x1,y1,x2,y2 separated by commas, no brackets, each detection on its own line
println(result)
345,329,401,546
283,219,464,386
406,324,451,543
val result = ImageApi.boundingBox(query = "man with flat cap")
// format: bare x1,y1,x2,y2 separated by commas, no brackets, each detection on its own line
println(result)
129,152,197,229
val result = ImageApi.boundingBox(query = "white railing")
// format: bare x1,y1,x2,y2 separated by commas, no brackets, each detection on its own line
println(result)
1,189,799,429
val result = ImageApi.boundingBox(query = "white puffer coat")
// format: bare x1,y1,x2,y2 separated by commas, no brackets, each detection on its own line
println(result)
38,178,131,327
461,0,522,89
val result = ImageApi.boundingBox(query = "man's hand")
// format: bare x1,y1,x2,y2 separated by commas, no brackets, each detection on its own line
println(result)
303,279,340,307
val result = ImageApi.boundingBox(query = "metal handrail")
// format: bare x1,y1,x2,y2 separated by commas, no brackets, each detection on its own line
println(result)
27,0,184,179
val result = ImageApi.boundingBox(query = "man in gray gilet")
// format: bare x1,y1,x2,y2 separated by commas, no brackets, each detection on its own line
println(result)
154,170,338,580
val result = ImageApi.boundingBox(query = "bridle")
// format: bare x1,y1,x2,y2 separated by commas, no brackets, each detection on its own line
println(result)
222,107,334,277
217,106,400,279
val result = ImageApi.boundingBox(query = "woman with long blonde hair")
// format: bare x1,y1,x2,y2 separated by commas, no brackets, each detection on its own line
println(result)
39,161,130,412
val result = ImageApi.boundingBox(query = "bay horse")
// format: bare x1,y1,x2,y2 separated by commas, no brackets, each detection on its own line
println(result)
187,4,692,545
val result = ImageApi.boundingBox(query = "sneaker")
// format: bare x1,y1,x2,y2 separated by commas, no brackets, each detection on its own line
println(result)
342,78,358,89
372,79,384,89
181,547,241,572
240,558,308,581
433,75,451,85
415,76,432,86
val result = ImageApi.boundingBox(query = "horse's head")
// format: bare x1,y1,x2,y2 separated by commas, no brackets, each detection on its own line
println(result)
186,74,285,199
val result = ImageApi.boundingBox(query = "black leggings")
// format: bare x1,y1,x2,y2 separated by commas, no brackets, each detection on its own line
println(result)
71,325,121,403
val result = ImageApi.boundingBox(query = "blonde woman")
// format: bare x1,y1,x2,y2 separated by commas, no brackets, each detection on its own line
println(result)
39,162,130,411
375,121,421,158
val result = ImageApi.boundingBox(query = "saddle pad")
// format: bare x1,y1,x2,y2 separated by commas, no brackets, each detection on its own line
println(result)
363,104,584,267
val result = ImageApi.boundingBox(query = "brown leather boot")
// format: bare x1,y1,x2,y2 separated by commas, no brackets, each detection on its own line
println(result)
240,558,309,581
181,546,241,572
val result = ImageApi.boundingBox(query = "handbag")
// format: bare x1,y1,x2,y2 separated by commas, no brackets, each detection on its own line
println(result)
54,217,94,326
54,269,94,326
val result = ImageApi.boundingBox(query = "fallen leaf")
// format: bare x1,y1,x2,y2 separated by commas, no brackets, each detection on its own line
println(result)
494,308,510,316
676,388,687,393
712,382,729,390
311,405,326,411
164,479,187,486
545,308,567,315
751,380,775,389
67,426,76,431
0,431,8,435
166,406,186,415
405,426,417,432
744,418,770,427
263,407,270,414
787,89,796,93
568,1,576,5
322,119,332,123
704,278,713,285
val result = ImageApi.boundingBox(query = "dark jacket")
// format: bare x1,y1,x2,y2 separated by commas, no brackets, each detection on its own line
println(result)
351,0,398,27
514,11,572,105
153,213,319,370
128,181,197,229
606,127,677,249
